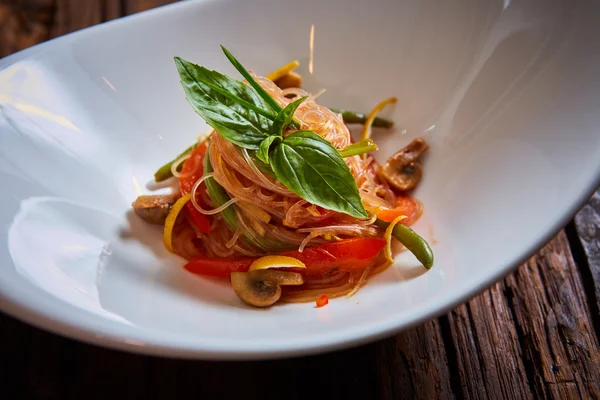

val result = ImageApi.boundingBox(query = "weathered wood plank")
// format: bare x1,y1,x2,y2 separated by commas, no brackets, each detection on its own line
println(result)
0,311,31,393
123,0,177,14
447,282,533,400
0,0,54,57
67,340,150,398
505,231,600,399
26,324,76,399
0,0,178,58
574,190,600,326
1,311,454,400
50,0,124,37
376,320,454,400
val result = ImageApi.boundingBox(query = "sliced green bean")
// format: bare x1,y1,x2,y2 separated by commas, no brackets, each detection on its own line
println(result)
203,147,238,230
340,138,378,157
154,144,197,182
375,219,434,269
329,108,394,129
204,146,289,252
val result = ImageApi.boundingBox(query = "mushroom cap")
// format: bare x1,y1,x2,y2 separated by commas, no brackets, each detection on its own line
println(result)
382,161,423,191
231,270,304,308
381,138,429,192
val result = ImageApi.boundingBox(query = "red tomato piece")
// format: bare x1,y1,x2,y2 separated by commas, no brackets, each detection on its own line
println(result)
376,195,416,223
179,142,211,233
184,238,386,277
316,294,329,308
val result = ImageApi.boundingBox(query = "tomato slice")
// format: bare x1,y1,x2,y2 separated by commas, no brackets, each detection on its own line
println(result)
376,195,416,223
184,238,386,277
179,141,211,233
316,294,329,308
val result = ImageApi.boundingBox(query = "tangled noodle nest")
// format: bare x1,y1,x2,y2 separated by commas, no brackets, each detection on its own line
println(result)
172,73,419,301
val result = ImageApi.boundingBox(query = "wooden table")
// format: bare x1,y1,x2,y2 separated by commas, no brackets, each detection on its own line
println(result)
1,1,599,398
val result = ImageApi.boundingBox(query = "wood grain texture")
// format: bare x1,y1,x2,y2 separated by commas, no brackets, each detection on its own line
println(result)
0,0,54,56
574,190,600,327
50,0,110,37
0,0,178,57
123,0,176,14
376,320,454,400
447,282,533,400
0,311,453,400
505,231,600,399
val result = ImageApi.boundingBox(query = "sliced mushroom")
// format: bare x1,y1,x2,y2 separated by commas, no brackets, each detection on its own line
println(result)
381,137,429,191
231,270,304,307
132,193,179,225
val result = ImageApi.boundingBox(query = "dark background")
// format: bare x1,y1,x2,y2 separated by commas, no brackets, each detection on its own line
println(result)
1,1,599,398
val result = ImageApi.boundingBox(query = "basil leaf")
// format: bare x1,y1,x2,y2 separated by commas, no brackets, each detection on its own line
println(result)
272,96,307,137
221,46,301,129
174,57,273,150
256,136,282,164
270,131,368,218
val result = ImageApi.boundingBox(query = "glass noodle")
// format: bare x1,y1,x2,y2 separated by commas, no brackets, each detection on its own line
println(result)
171,73,405,302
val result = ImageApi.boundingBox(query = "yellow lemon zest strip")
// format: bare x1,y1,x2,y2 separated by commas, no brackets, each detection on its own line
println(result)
266,60,300,82
384,215,407,263
360,97,398,142
249,255,307,271
163,193,191,253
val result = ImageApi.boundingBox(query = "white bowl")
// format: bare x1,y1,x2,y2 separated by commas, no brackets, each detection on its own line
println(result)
1,0,599,359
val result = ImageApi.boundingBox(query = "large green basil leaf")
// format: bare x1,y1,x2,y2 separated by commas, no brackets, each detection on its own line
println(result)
270,131,368,219
175,57,273,150
221,46,301,129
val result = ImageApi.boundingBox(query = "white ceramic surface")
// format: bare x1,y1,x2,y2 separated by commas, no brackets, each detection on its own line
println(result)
1,0,599,359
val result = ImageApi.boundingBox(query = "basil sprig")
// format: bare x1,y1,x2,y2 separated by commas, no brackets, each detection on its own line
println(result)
221,46,300,129
256,135,281,164
175,47,368,219
174,57,273,150
256,96,306,164
271,131,368,219
272,96,306,137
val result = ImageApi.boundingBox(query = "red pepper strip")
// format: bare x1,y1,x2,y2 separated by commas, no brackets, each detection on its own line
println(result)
179,141,211,233
184,238,386,277
376,195,416,223
316,294,329,308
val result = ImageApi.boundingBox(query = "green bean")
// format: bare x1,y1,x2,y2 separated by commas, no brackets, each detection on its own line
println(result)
204,147,289,252
374,219,434,269
329,108,394,129
340,138,378,157
153,144,197,182
203,147,239,230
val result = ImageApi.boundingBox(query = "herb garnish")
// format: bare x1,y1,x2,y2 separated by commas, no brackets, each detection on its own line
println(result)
174,57,273,150
270,131,368,218
175,47,368,219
